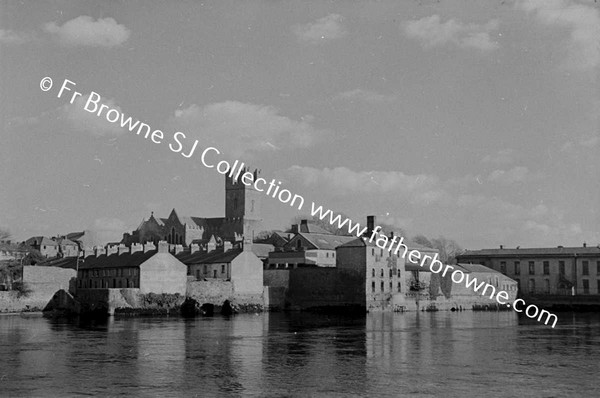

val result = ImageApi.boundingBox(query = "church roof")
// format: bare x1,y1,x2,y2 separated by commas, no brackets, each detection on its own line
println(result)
78,250,158,270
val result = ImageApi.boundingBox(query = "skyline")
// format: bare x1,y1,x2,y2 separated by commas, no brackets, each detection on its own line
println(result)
1,0,599,249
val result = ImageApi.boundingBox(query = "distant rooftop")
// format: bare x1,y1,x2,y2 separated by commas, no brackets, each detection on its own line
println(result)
459,245,600,258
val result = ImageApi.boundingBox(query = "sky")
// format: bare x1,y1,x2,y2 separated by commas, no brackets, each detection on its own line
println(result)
1,0,598,250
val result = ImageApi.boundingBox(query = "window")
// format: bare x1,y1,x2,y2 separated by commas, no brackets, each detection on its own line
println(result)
397,282,402,293
204,265,207,274
597,261,600,275
515,279,520,290
543,261,550,275
528,279,535,293
390,281,393,291
380,269,384,277
297,240,302,249
528,261,535,275
196,270,201,280
221,264,225,274
582,261,589,276
500,261,506,273
544,279,550,294
583,279,589,294
559,261,565,275
372,268,375,277
389,269,393,278
332,253,335,258
326,253,329,258
514,261,520,275
213,270,217,278
380,249,383,256
371,248,375,256
381,281,384,292
372,281,375,292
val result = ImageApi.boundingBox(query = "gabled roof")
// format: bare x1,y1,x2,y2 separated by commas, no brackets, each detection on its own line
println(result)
78,250,158,270
176,248,242,265
459,246,600,258
294,233,356,250
26,236,59,246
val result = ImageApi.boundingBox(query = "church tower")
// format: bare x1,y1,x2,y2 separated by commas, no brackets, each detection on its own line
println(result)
225,168,263,240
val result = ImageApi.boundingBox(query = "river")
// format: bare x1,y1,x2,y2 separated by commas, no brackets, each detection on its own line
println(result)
0,311,598,397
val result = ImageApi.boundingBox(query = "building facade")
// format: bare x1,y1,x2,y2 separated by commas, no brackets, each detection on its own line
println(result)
456,245,600,296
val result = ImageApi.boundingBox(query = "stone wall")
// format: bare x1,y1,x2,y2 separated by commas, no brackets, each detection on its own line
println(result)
0,266,76,313
186,280,264,310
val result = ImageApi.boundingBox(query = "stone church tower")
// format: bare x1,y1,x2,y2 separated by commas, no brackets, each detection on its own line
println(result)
225,168,263,241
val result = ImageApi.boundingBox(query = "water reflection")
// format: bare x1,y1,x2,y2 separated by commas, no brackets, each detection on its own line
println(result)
0,311,598,396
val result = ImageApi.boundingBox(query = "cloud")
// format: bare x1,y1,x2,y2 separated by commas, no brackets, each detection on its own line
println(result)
168,101,325,159
44,16,130,47
488,166,533,184
0,28,32,45
518,0,600,70
59,94,125,136
404,15,499,51
293,14,347,44
283,166,445,204
482,148,516,165
334,89,397,103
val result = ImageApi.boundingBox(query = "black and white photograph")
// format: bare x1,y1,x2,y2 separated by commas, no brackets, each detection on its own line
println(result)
1,0,599,396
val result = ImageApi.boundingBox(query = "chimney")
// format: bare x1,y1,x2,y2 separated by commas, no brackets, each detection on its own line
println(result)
157,240,169,253
173,244,184,255
207,236,216,252
190,243,200,254
243,237,252,252
291,224,299,234
130,243,143,254
95,246,106,257
143,241,156,253
84,248,94,258
106,244,118,255
300,219,308,232
118,244,128,255
366,215,376,237
223,241,232,252
500,245,503,249
389,231,394,239
583,242,587,248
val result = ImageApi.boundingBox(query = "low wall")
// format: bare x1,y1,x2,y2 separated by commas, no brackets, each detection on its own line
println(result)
0,266,76,313
186,280,264,311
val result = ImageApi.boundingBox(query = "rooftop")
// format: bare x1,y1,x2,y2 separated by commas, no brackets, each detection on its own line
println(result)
459,246,600,258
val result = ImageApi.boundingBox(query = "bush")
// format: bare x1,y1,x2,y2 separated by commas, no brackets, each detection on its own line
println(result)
13,281,33,298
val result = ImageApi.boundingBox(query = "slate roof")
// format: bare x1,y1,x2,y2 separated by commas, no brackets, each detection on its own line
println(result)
176,248,242,265
456,263,501,274
337,236,438,252
78,250,158,270
459,246,600,258
297,233,356,250
38,257,80,270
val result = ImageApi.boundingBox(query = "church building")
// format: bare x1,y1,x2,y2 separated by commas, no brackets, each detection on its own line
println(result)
122,168,263,247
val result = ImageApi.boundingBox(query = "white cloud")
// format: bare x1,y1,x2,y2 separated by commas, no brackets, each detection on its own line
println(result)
293,14,347,44
518,0,600,70
44,16,130,47
488,166,532,184
404,15,499,51
334,89,397,103
59,94,125,136
482,148,516,165
168,101,325,159
283,166,445,204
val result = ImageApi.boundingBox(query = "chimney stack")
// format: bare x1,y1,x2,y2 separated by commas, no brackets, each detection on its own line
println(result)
157,240,168,253
366,215,376,238
190,243,200,254
583,242,587,248
243,237,252,252
223,241,233,252
130,243,143,254
291,224,299,234
300,219,308,232
207,236,216,252
143,241,156,253
95,246,106,257
107,244,118,256
500,245,503,249
118,244,128,255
